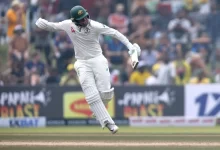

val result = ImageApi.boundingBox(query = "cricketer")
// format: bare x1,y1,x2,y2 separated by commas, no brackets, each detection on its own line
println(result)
36,5,141,134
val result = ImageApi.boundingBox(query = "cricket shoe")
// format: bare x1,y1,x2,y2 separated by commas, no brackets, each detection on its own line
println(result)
104,121,119,134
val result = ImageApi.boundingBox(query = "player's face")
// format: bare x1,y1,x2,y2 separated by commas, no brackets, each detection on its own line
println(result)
78,17,89,27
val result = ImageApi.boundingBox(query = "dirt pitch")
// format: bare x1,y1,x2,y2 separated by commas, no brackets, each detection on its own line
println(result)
1,127,220,150
1,141,220,147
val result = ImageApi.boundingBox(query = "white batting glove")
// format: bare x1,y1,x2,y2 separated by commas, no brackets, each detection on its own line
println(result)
35,18,49,30
128,43,141,69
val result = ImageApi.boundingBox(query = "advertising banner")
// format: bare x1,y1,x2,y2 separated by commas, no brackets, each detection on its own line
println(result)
129,116,216,127
114,86,184,118
0,85,185,125
185,85,220,117
0,86,83,119
46,118,128,126
0,86,53,118
0,117,46,128
63,91,115,119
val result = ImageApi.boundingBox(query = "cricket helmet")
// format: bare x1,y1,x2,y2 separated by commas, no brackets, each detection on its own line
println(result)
70,5,89,27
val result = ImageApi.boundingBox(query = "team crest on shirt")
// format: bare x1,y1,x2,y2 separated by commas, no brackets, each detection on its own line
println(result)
71,27,75,33
78,10,83,15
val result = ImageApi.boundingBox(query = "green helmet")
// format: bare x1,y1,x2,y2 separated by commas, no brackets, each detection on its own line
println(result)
70,5,89,22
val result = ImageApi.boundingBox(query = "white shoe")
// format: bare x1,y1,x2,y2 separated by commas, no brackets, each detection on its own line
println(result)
105,121,119,134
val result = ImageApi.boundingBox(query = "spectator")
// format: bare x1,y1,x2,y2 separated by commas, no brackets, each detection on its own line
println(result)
156,1,173,31
191,31,210,54
59,0,80,12
20,2,27,30
157,33,176,61
129,61,151,85
33,7,52,66
59,64,79,86
145,64,159,85
206,2,220,46
110,68,121,85
215,49,220,72
154,51,175,85
96,6,110,25
1,0,220,86
140,40,157,67
187,51,209,78
184,0,198,12
25,52,46,84
54,9,69,22
6,0,22,41
108,3,129,34
129,5,152,41
171,44,191,85
130,0,148,14
29,69,41,86
120,61,133,85
104,36,128,66
53,31,74,74
10,56,25,84
189,69,211,84
199,0,210,15
46,68,60,85
0,74,4,86
215,71,220,83
0,9,6,45
189,19,201,42
146,0,159,14
168,9,191,55
9,25,29,65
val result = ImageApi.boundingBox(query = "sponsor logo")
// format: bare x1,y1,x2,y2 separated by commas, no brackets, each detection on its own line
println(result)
71,27,75,33
47,120,66,126
118,88,175,106
78,10,83,15
196,93,220,116
129,117,216,127
118,88,176,117
67,119,87,125
63,92,114,118
9,117,46,128
0,89,51,118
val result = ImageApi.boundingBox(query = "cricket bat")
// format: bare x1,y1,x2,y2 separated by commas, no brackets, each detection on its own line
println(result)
130,43,141,69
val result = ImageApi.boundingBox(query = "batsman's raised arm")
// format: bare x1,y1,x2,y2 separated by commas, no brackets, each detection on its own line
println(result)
94,21,141,69
94,21,133,51
35,18,67,32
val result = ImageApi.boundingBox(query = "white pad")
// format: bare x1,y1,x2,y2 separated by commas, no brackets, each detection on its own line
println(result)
100,88,114,106
89,94,115,128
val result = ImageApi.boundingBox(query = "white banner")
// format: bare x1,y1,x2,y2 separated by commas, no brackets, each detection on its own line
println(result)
185,84,220,117
0,117,46,128
129,116,216,127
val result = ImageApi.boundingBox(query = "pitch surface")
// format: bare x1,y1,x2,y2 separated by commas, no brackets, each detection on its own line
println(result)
0,126,220,150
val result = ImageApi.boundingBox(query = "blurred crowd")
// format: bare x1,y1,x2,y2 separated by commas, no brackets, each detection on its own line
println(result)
0,0,220,86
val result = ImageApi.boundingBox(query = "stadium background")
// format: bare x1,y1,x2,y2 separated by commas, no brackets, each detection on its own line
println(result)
0,0,220,150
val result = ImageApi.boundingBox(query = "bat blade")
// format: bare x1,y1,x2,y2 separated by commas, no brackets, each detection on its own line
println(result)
132,61,139,70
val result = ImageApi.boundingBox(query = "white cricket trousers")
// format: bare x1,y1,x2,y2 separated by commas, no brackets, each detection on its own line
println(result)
74,54,114,127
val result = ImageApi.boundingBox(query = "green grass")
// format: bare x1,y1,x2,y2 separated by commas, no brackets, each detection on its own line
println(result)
0,126,220,133
0,126,220,150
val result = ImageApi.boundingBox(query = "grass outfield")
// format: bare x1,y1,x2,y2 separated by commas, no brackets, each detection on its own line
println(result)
0,126,220,150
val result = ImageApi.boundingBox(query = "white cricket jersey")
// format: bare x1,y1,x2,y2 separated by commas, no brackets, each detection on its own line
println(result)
46,19,133,60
